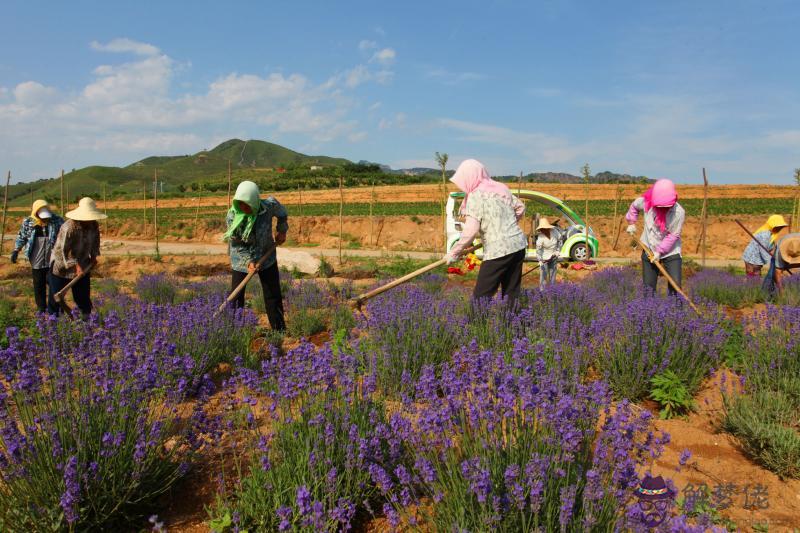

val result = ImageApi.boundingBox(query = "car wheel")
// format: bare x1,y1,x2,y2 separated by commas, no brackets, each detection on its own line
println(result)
570,242,590,261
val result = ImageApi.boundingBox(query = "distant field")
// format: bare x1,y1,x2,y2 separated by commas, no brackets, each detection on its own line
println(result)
93,196,799,222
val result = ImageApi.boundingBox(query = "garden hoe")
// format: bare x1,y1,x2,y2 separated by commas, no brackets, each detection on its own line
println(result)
633,236,702,316
55,265,93,318
215,243,277,315
349,245,479,310
734,219,774,257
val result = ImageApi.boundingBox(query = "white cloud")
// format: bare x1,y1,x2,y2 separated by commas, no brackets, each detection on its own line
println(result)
0,38,392,178
368,101,382,112
426,68,486,85
358,40,377,51
13,81,58,105
90,38,161,56
370,48,396,66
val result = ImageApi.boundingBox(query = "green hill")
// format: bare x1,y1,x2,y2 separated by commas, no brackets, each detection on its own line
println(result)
6,139,351,206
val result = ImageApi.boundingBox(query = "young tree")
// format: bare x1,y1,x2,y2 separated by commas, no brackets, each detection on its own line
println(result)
435,152,449,251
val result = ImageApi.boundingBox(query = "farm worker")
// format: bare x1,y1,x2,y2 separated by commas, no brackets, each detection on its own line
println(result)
445,159,527,304
625,179,685,295
10,200,64,313
224,180,288,331
764,232,800,295
50,197,105,317
535,218,559,289
742,214,787,276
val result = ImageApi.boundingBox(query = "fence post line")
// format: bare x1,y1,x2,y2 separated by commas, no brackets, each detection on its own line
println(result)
153,169,159,257
1,171,10,255
338,175,344,265
60,169,64,214
369,180,375,247
227,160,232,208
298,184,303,243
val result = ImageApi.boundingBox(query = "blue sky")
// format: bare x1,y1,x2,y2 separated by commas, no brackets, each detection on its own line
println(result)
1,0,799,183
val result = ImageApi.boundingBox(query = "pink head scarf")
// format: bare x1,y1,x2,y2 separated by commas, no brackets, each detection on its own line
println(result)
449,159,511,214
642,179,677,232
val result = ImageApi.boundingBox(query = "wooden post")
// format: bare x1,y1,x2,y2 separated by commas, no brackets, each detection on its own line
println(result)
694,168,709,267
65,183,69,210
142,181,147,236
338,175,344,265
60,169,64,214
369,180,375,247
227,160,232,207
153,169,159,257
102,182,107,235
1,171,10,255
195,183,201,226
298,184,303,243
517,171,522,195
612,184,623,251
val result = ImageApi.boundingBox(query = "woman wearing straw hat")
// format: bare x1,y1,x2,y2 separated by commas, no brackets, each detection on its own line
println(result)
742,214,787,276
445,159,527,304
625,179,685,295
765,232,800,295
49,197,106,316
535,217,560,289
224,181,288,331
10,200,64,313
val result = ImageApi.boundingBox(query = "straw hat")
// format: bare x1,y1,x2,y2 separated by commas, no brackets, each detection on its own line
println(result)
536,217,554,231
779,235,800,266
65,197,107,221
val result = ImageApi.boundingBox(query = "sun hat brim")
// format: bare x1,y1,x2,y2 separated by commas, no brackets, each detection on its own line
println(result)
65,209,108,221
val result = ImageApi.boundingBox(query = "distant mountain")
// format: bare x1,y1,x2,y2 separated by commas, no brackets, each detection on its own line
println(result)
6,139,351,205
499,171,653,185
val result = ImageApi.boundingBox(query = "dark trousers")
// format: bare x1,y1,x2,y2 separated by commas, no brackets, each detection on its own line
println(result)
641,251,682,296
473,248,526,305
48,273,92,316
231,262,286,331
32,268,56,314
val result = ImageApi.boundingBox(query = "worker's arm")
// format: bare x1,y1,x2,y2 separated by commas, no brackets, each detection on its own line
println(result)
512,195,525,221
625,197,644,224
446,215,480,260
268,197,289,245
13,219,30,253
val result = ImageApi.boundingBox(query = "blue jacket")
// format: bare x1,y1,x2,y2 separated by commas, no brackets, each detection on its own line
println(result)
226,198,288,273
14,215,65,261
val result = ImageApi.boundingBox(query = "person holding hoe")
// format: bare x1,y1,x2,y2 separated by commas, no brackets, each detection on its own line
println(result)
625,178,685,295
742,214,787,276
763,232,800,296
535,217,559,290
224,180,288,331
445,159,527,304
10,199,64,313
50,197,105,317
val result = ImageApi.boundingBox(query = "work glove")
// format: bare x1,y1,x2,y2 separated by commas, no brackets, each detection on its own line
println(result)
626,224,637,236
10,250,18,264
651,251,661,263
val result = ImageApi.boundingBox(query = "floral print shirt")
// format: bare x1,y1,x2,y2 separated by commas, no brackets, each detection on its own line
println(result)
51,219,100,279
461,191,527,261
741,230,772,266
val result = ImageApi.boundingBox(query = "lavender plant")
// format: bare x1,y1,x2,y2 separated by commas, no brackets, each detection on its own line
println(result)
688,268,765,308
722,306,800,478
592,296,727,401
0,314,214,530
135,273,178,305
371,342,669,531
358,285,467,397
210,343,405,531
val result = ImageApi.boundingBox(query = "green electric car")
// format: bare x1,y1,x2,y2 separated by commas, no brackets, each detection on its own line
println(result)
445,190,599,261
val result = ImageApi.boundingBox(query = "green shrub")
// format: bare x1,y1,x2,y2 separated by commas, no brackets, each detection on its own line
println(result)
287,308,328,338
650,370,694,419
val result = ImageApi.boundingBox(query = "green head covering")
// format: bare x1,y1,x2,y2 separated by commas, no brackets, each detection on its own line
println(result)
224,181,262,241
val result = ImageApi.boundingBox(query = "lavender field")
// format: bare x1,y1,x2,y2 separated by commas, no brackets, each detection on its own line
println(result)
1,267,799,531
